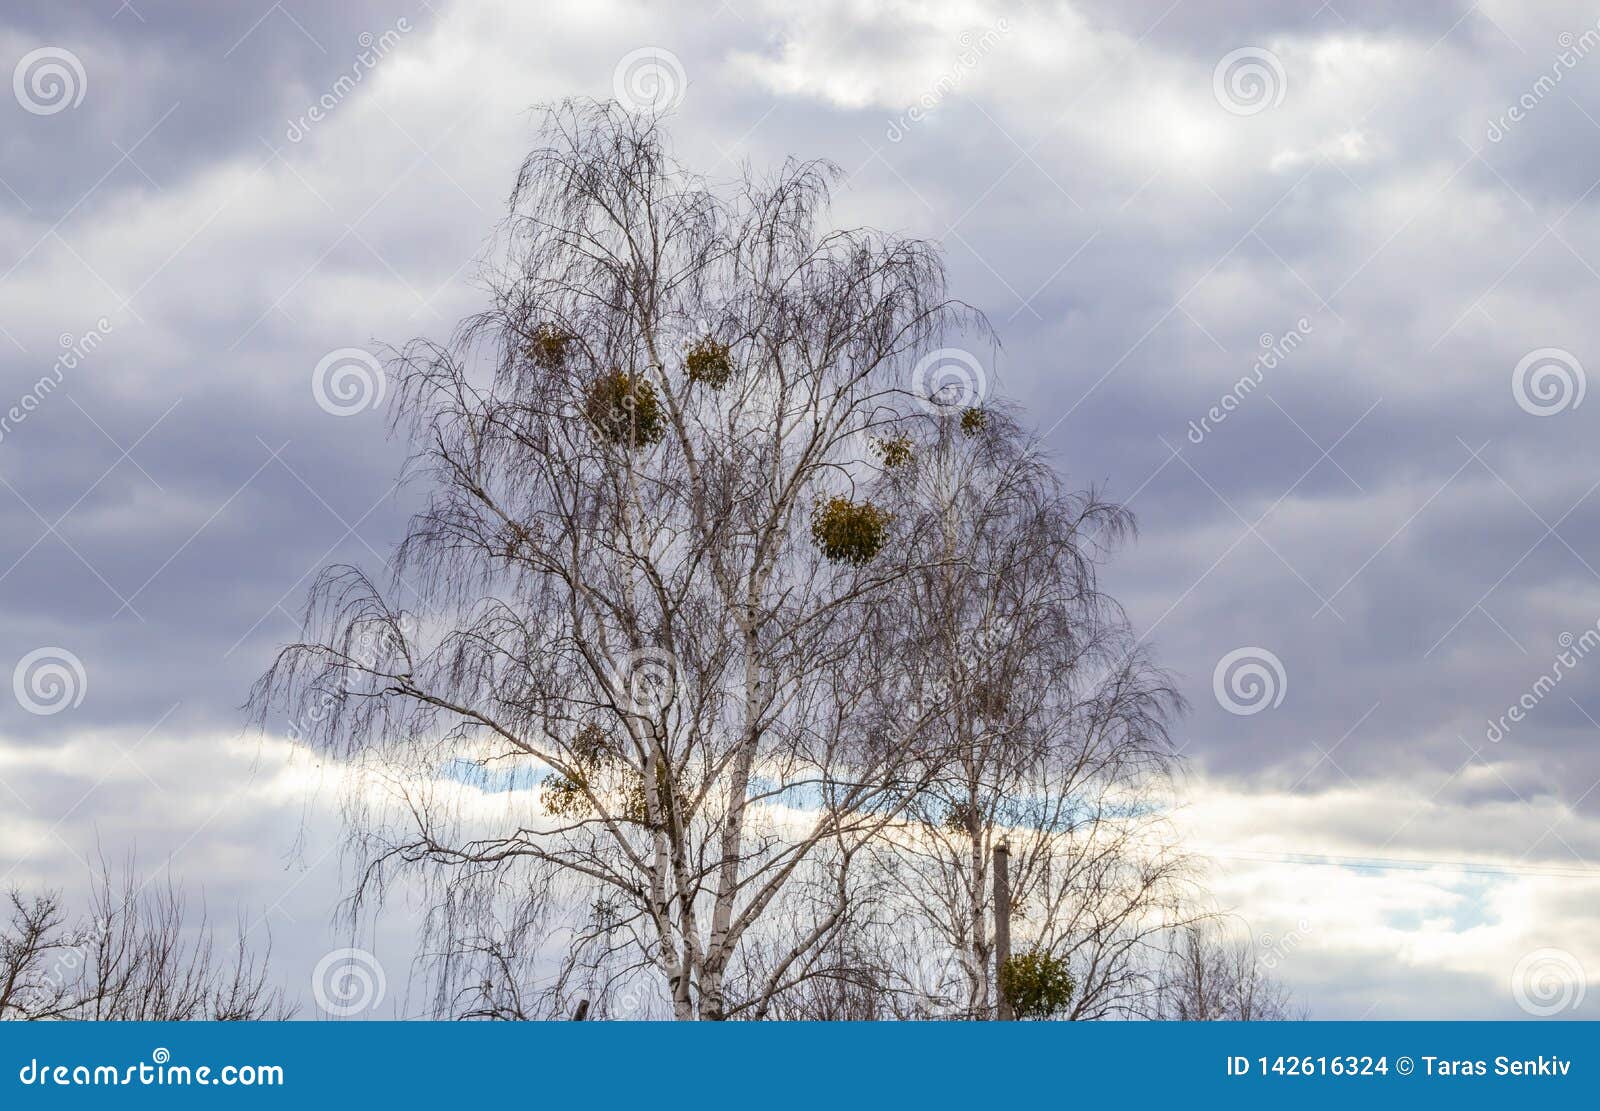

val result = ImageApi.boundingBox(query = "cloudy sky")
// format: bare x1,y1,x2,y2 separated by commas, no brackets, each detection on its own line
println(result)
4,0,1600,1019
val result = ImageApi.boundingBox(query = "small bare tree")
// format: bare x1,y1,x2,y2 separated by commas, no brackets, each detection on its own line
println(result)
1152,920,1299,1020
0,867,291,1021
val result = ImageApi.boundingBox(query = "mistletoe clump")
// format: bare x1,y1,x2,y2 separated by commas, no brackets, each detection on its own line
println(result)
810,496,891,566
941,798,981,836
684,337,733,388
540,771,592,818
540,724,614,819
585,370,665,447
525,323,575,371
872,434,915,470
999,949,1075,1020
960,407,988,437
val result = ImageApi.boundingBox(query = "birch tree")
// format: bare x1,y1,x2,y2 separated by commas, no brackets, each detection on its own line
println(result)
253,100,974,1020
867,406,1193,1019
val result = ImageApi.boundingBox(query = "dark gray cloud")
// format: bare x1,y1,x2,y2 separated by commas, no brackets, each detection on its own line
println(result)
1,1,436,216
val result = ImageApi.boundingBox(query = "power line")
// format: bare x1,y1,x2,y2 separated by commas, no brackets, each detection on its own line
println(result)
1202,847,1600,880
